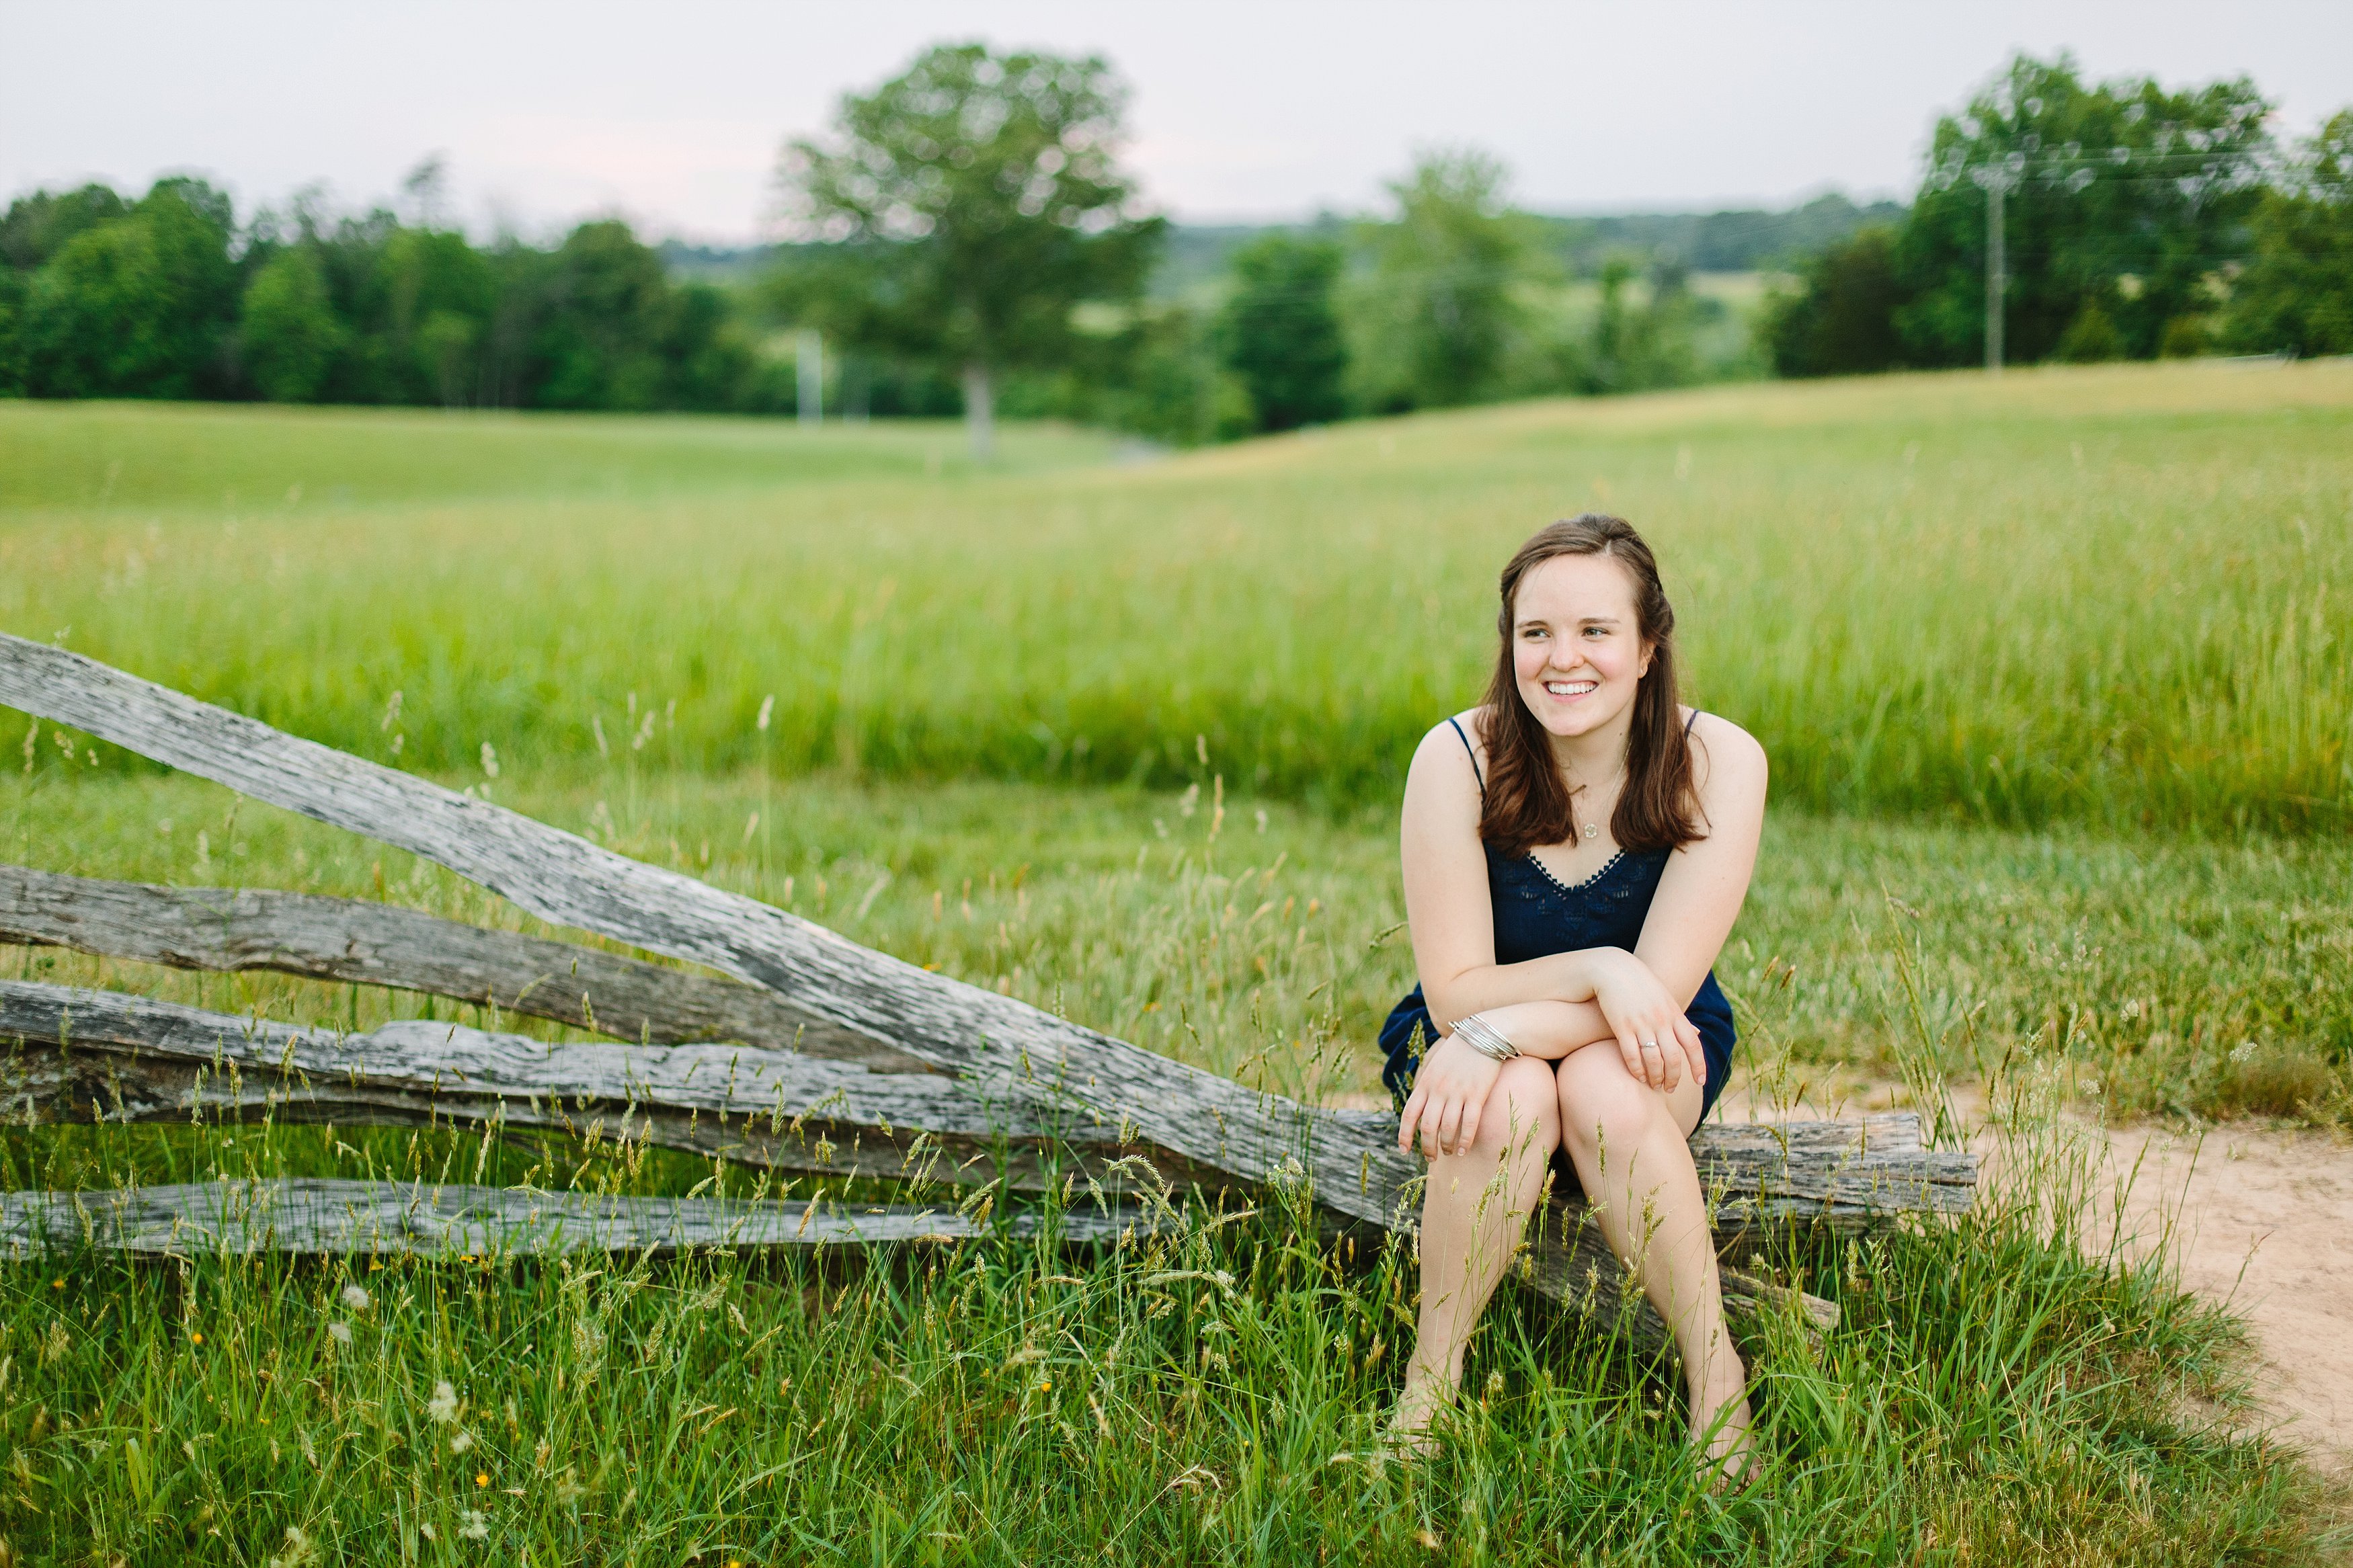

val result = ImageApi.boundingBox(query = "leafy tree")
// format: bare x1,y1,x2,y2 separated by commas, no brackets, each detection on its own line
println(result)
2223,110,2353,356
773,42,1165,456
19,177,239,398
377,226,500,406
0,183,129,272
1760,226,1907,376
661,281,765,411
2052,297,2126,361
1352,150,1527,409
0,270,24,395
1579,253,1706,394
533,220,674,409
1218,233,1347,430
1897,54,2272,365
238,246,347,402
1021,301,1251,446
528,222,761,412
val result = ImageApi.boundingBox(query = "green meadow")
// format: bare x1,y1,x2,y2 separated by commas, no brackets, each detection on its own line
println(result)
5,359,2349,829
2,364,2350,1562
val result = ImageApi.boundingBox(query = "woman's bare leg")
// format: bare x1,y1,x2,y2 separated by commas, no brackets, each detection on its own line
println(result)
1391,1055,1562,1438
1553,1043,1754,1479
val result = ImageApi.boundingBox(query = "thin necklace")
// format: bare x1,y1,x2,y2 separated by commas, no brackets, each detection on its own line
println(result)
1566,761,1628,842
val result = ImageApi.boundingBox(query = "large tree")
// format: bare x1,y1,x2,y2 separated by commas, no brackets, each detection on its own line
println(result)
1218,233,1347,431
772,42,1164,456
2223,110,2353,356
18,178,240,399
237,245,346,403
1760,226,1909,377
1896,54,2273,365
1350,150,1529,411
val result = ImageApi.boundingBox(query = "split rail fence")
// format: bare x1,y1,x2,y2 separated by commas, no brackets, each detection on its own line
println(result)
0,634,1976,1358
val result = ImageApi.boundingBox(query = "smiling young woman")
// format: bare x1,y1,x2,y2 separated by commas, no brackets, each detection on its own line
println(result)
1378,513,1769,1483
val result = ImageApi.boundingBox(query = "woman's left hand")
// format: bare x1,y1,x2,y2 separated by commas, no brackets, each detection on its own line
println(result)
1397,1031,1504,1159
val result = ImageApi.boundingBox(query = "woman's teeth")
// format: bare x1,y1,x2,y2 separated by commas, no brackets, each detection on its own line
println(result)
1544,680,1597,697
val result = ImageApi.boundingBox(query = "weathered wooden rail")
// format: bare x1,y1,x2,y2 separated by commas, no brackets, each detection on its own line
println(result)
0,1178,1134,1260
0,632,1980,1353
0,971,1968,1228
0,863,930,1071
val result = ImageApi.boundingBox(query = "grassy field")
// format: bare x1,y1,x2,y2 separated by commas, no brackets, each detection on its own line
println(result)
0,770,2342,1562
2,368,2350,1561
3,360,2348,832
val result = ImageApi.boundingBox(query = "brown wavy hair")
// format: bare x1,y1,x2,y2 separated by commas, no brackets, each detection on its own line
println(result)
1475,515,1707,857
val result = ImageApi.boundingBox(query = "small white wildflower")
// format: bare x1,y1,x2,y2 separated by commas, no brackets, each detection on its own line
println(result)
479,741,500,779
326,1321,352,1346
2230,1040,2260,1065
450,1430,473,1454
417,1522,436,1542
427,1380,459,1423
266,1523,317,1568
459,1510,489,1541
756,694,774,731
341,1284,370,1313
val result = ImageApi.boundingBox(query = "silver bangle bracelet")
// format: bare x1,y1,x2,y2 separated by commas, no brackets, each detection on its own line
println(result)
1448,1012,1521,1063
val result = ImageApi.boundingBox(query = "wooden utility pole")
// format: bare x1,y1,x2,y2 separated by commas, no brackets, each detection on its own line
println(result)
796,329,824,424
1971,158,2021,374
1985,177,2005,372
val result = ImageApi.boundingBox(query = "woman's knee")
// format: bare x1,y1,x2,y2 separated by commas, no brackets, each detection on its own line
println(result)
1554,1048,1662,1164
1476,1056,1561,1154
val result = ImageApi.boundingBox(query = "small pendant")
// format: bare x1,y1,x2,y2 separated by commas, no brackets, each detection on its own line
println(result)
1583,822,1599,840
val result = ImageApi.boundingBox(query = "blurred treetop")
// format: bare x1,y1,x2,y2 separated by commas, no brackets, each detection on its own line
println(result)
770,42,1166,455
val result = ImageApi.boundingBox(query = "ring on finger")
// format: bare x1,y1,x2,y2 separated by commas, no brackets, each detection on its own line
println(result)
1641,1039,1660,1053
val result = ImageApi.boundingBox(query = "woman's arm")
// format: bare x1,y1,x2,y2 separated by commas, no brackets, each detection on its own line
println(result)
1634,713,1768,1012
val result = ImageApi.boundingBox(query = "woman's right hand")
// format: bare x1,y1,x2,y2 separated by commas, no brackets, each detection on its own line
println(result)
1396,1030,1505,1159
1581,948,1706,1094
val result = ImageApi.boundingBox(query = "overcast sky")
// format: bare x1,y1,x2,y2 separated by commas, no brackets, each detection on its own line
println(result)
5,1,2348,243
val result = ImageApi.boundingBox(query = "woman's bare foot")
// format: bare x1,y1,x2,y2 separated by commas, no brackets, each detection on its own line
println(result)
1382,1366,1455,1458
1691,1390,1761,1493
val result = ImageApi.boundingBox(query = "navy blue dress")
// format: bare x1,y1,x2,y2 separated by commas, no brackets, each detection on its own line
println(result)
1378,716,1736,1122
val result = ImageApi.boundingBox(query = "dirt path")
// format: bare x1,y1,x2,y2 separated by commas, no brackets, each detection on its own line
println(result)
1722,1081,2353,1475
2092,1120,2353,1475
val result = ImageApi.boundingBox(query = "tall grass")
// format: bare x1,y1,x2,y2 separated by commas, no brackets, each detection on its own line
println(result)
0,870,2331,1565
5,359,2349,833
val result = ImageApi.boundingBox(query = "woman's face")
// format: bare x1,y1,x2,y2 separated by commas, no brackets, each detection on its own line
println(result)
1510,552,1651,741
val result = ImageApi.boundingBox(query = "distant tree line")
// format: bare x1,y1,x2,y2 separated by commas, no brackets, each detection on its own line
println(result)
0,163,793,411
768,45,1782,450
20,45,2327,440
1763,54,2353,376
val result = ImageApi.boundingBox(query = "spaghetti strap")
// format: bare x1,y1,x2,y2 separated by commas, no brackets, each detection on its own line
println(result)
1447,715,1486,794
1684,708,1702,737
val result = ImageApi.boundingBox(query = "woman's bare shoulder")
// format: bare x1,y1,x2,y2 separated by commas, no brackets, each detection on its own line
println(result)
1413,707,1494,764
1681,708,1767,796
1405,708,1494,809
